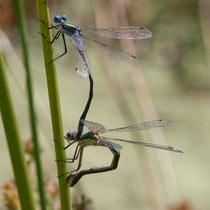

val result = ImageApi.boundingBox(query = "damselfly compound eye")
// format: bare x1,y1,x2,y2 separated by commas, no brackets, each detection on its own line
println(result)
66,131,77,140
54,15,60,23
61,15,67,21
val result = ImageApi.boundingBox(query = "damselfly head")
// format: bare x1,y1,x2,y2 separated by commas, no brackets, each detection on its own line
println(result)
54,15,67,24
66,131,77,140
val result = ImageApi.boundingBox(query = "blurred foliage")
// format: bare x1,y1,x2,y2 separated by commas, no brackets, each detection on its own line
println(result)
0,140,92,210
148,0,208,88
169,200,195,210
0,0,15,33
0,181,20,210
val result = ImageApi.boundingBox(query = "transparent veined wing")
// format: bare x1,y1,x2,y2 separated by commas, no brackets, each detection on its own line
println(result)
71,30,86,51
98,139,123,151
99,120,175,134
101,137,183,153
75,50,90,79
81,119,106,133
82,35,142,67
83,27,152,40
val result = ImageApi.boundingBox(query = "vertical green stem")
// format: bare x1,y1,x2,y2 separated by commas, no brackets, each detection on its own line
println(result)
0,51,36,210
14,0,47,209
35,1,72,209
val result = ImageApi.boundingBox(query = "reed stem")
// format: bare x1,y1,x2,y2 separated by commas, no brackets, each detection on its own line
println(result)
15,0,47,208
35,1,72,209
0,51,36,210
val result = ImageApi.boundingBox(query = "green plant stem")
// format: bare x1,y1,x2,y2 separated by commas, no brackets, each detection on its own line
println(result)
35,1,72,209
14,0,47,209
0,51,36,210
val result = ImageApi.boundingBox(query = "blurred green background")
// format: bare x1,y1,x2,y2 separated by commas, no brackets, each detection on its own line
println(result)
0,0,210,209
